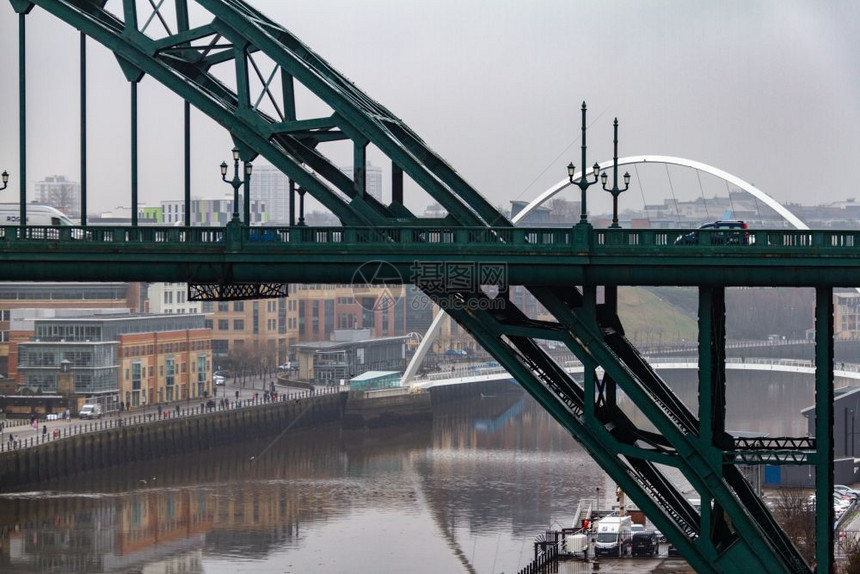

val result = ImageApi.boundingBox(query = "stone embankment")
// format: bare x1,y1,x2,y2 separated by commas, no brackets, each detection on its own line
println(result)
0,389,346,491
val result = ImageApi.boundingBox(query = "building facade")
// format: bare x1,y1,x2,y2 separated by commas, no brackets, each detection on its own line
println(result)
287,284,408,348
0,282,142,385
835,292,860,340
248,164,290,223
14,313,212,412
34,175,81,218
148,283,201,315
160,196,267,226
199,298,286,367
339,163,383,203
293,330,414,384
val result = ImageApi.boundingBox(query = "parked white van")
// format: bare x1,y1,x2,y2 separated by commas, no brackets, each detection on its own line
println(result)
79,404,102,419
595,515,632,557
0,204,76,226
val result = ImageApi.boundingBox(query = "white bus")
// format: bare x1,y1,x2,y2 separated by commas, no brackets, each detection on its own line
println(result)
0,204,76,226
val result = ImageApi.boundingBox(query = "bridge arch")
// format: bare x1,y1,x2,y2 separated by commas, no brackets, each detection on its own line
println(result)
403,155,809,383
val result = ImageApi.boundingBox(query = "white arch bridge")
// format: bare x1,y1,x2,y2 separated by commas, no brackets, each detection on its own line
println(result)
412,357,860,390
403,154,810,384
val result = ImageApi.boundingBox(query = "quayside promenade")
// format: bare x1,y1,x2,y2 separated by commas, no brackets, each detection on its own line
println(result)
0,386,344,491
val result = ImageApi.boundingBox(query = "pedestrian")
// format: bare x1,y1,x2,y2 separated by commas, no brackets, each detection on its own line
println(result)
175,404,180,415
32,419,38,430
235,390,239,400
42,425,47,439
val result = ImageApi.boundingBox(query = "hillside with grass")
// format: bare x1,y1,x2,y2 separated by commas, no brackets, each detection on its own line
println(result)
617,287,698,346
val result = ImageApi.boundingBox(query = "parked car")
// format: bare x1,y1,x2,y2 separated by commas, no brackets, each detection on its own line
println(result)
835,485,860,499
278,362,298,372
213,375,225,386
632,530,659,557
674,220,750,246
79,404,102,419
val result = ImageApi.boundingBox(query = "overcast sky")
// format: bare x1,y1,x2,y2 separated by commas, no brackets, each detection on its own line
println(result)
0,1,858,218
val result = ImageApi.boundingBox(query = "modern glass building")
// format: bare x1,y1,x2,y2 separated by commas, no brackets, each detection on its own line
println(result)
16,313,211,411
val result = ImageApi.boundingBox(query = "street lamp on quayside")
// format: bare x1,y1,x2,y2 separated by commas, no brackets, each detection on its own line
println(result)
567,101,601,225
220,147,253,223
0,171,8,191
600,118,631,229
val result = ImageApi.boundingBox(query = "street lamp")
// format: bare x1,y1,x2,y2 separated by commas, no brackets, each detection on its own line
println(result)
296,186,307,226
567,101,601,225
0,171,8,191
220,147,252,223
601,118,631,228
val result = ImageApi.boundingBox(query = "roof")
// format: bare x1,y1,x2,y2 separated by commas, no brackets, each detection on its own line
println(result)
801,385,860,416
350,370,400,382
293,334,413,351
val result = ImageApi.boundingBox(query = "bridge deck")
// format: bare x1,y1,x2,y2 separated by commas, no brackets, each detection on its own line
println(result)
2,224,860,285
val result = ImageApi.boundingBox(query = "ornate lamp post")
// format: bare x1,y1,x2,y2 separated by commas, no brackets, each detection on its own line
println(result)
296,186,307,226
220,147,252,223
567,102,601,225
0,171,8,191
600,118,631,228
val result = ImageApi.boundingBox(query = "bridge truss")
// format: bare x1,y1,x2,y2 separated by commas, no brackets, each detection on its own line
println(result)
5,1,837,572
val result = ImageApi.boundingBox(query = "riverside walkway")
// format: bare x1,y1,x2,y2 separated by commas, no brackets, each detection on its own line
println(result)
0,377,336,454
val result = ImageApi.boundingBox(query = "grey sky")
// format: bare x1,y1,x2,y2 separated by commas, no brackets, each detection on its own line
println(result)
0,1,858,218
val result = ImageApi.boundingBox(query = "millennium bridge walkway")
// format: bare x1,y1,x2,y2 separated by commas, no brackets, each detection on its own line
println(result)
2,1,854,571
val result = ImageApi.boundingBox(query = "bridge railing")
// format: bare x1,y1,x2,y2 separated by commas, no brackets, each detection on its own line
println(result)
0,385,340,454
5,224,860,254
413,357,860,384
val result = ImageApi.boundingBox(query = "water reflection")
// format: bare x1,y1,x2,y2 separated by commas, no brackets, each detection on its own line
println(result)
0,372,815,573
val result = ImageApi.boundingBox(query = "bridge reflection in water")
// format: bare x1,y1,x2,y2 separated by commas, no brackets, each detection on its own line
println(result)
0,371,815,574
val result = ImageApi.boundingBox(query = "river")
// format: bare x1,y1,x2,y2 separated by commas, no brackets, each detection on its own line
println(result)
0,368,816,573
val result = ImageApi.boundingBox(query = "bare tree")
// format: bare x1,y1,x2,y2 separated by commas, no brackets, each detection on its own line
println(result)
771,488,816,565
840,534,860,574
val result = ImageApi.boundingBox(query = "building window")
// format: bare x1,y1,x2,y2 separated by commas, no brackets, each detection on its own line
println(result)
218,320,229,330
234,319,244,330
166,356,175,401
234,301,244,312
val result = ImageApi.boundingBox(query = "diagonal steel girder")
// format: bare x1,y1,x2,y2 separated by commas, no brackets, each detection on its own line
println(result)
42,0,510,230
198,0,511,228
431,290,714,572
527,285,808,572
429,285,807,573
30,0,511,228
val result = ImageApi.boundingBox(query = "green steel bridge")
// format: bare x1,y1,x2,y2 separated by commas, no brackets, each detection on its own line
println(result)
1,1,848,571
